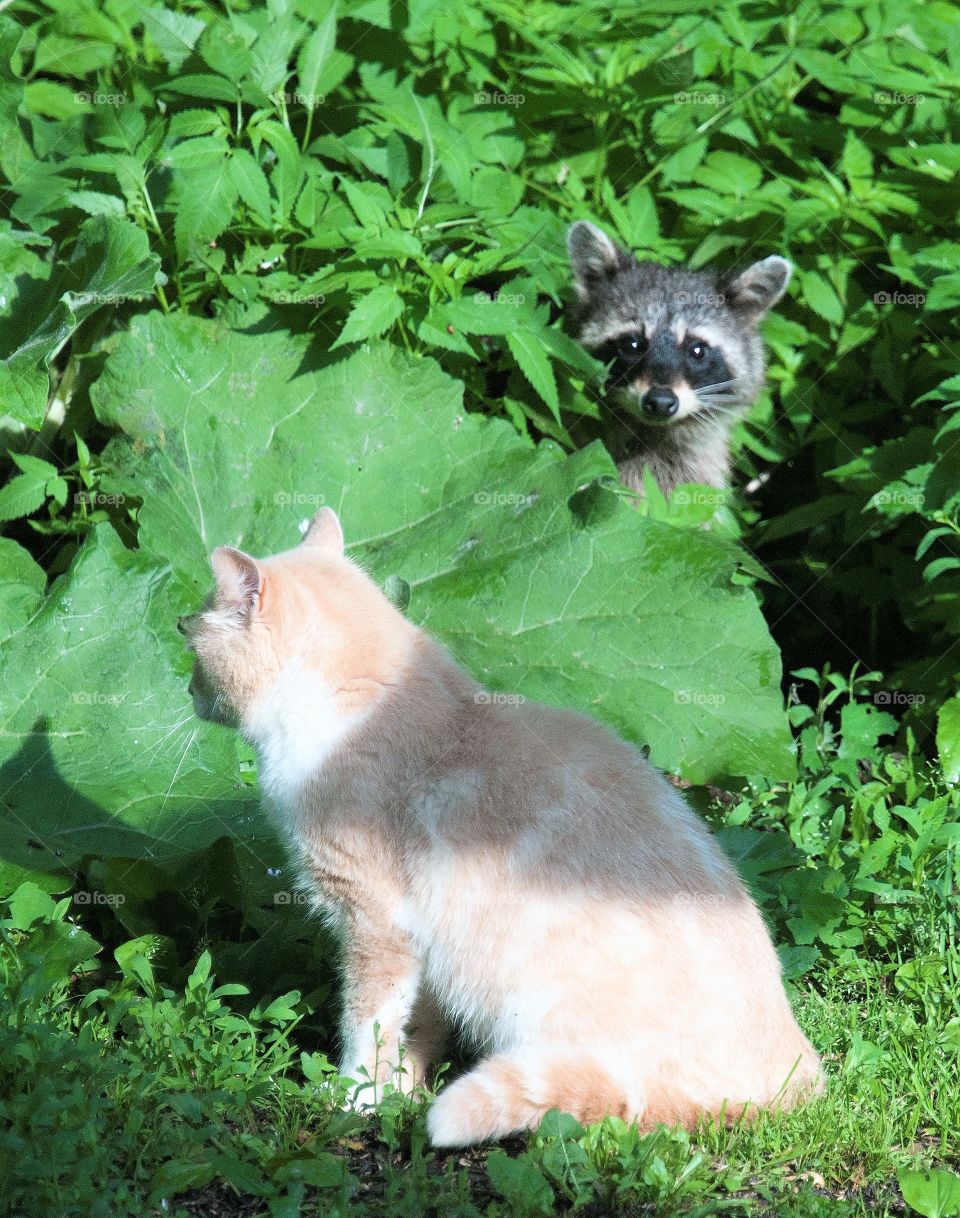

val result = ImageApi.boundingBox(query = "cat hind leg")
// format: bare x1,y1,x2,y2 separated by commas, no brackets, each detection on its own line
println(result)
426,1048,640,1148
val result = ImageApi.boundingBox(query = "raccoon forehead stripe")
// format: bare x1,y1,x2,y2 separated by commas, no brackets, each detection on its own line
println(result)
579,318,649,350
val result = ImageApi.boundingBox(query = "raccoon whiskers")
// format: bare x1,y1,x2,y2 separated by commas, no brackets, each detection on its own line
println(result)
696,402,742,421
693,380,738,396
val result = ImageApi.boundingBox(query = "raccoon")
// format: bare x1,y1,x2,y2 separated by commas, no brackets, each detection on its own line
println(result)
567,221,791,497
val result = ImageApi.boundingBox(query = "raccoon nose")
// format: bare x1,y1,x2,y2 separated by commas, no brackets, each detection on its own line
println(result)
642,387,679,418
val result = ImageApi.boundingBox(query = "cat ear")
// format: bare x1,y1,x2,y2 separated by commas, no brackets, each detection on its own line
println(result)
567,221,627,296
301,507,344,554
724,256,792,321
211,546,263,613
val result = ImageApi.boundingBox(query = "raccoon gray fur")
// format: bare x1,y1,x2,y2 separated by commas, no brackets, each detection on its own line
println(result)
567,220,791,497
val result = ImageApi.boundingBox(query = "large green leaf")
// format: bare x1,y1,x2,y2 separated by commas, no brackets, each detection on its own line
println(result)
0,216,162,427
92,311,792,787
0,522,264,896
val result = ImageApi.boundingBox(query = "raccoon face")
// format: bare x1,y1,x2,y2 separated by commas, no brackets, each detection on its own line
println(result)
567,221,791,428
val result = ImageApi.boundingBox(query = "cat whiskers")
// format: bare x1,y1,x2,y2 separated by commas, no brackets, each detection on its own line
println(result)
153,722,199,832
146,712,197,762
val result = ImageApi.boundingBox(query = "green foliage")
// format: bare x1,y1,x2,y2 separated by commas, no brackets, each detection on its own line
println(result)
2,0,960,1213
899,1168,960,1218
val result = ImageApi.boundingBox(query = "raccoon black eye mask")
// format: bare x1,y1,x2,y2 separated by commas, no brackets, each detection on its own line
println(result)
597,330,733,421
567,220,791,496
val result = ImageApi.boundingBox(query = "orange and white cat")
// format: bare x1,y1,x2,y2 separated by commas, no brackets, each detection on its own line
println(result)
182,507,822,1147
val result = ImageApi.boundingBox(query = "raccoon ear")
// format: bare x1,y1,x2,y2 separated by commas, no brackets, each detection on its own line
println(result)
725,256,792,321
567,221,627,295
211,547,264,614
301,506,344,554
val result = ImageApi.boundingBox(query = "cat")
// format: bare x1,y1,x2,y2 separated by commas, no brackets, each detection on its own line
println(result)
181,507,823,1147
567,220,792,496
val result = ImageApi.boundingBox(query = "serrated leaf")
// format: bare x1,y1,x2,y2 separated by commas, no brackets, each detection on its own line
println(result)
332,284,404,347
0,455,57,522
172,154,239,257
230,149,272,221
253,120,303,221
937,697,960,784
507,328,560,421
296,4,336,110
141,5,206,72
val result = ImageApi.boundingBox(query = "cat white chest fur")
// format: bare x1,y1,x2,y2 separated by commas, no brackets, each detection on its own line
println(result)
247,660,361,805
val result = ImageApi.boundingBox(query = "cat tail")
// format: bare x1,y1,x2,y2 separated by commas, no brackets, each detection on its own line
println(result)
427,1049,697,1147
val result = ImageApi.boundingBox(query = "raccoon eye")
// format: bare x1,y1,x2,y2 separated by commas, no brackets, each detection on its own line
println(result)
687,340,709,361
616,332,647,361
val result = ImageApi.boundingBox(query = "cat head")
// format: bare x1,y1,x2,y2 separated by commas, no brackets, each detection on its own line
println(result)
179,508,413,740
567,220,791,427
